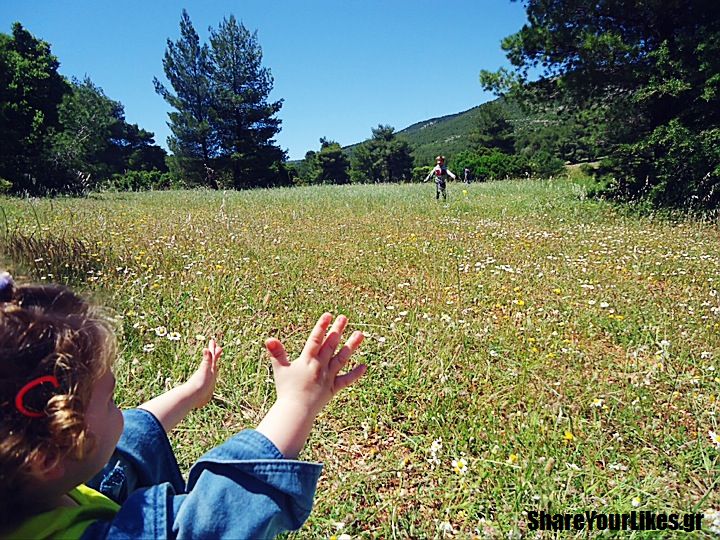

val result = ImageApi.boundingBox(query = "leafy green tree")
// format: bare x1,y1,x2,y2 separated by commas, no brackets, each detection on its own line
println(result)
0,23,166,195
50,77,119,191
209,15,285,188
294,150,319,185
386,138,415,183
0,23,69,193
514,107,607,164
481,0,720,209
120,123,168,173
154,10,216,187
315,138,349,184
350,125,413,183
294,139,350,185
50,78,167,193
600,120,720,209
349,142,381,184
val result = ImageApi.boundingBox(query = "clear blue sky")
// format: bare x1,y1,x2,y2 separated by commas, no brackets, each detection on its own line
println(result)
0,1,529,160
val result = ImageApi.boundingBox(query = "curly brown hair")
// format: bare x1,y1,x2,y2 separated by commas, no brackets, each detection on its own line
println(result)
0,274,116,529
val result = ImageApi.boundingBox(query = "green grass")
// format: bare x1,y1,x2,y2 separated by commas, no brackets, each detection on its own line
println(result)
2,179,719,538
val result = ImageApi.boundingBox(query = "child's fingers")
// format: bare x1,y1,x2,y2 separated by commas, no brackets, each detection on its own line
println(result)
302,312,333,358
205,339,219,369
318,315,348,362
265,338,291,367
334,363,367,393
208,339,223,357
201,346,219,375
328,331,364,377
211,346,222,372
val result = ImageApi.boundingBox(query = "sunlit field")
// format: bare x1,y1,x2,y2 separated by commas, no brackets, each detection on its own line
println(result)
2,179,719,538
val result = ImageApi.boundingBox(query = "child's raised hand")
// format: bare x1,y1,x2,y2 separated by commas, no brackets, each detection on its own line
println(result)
185,338,223,409
264,313,366,418
138,339,222,432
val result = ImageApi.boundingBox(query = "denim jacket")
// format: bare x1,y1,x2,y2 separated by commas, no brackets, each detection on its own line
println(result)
13,409,322,539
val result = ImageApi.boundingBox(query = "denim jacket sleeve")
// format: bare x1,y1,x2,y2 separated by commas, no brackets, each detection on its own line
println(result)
82,427,323,540
86,409,185,502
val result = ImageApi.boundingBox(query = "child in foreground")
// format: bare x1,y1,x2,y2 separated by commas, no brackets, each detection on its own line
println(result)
0,272,366,539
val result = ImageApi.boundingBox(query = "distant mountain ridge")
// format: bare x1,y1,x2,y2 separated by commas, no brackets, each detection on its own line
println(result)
394,103,489,164
290,99,509,166
340,100,501,165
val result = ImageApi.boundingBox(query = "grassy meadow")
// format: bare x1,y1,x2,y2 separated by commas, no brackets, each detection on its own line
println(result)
1,178,719,538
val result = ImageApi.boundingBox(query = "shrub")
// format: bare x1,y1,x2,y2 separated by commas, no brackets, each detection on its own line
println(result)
412,166,432,183
528,151,566,178
0,178,12,194
451,149,531,181
599,120,720,210
105,171,183,192
579,163,598,176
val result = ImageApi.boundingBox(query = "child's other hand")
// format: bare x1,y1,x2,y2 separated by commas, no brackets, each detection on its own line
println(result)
264,313,365,417
138,339,222,432
185,338,223,409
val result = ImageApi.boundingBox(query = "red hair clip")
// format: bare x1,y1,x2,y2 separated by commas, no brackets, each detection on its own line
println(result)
15,375,60,418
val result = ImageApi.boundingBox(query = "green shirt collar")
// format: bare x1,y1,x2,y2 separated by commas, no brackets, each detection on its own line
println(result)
6,484,120,540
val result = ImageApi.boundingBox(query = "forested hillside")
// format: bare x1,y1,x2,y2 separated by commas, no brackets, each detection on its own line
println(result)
395,105,489,165
342,102,509,165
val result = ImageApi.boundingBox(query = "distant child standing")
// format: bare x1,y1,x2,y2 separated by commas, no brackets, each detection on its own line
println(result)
463,167,471,184
424,155,457,200
0,272,366,539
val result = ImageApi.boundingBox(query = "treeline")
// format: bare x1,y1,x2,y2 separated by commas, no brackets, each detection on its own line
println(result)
290,103,568,187
0,12,293,196
0,24,167,195
291,126,414,185
0,12,579,198
5,1,718,212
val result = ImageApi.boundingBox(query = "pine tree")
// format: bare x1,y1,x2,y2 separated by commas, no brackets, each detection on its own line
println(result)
156,12,287,188
481,0,720,209
469,101,515,154
209,15,284,188
154,10,216,187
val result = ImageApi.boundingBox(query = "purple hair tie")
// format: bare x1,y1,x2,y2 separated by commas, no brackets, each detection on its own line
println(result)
0,272,14,301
